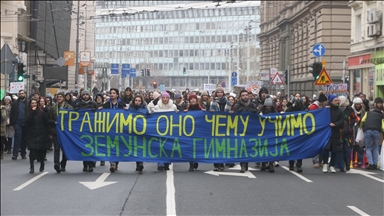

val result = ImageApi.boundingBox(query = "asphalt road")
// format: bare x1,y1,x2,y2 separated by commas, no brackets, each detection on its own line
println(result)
1,151,384,216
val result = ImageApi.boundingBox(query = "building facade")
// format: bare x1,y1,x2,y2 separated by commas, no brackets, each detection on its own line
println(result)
258,1,351,97
348,0,384,99
94,1,260,92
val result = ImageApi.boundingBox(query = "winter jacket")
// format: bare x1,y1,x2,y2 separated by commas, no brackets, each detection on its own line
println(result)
1,107,6,137
360,108,384,133
48,101,72,136
326,104,345,153
153,99,178,112
102,98,127,109
340,106,356,138
10,98,29,127
25,110,51,150
210,97,227,112
129,102,149,115
75,99,98,110
234,100,258,113
185,103,203,111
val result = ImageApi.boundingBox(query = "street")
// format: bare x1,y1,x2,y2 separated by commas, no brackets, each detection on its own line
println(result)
1,152,383,216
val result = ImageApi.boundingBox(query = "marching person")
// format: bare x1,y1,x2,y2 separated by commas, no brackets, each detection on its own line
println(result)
152,91,178,171
286,93,306,173
360,97,384,170
322,95,344,173
2,96,14,155
48,92,72,173
234,90,258,173
74,90,98,172
210,86,228,171
10,90,29,160
351,97,366,166
128,95,150,173
183,94,205,172
25,99,51,173
99,88,128,173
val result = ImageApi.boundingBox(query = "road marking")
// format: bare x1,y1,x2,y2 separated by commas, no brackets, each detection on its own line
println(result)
347,206,370,216
13,172,49,191
347,169,384,183
166,164,176,216
228,164,257,171
79,172,117,190
281,166,313,183
205,170,256,178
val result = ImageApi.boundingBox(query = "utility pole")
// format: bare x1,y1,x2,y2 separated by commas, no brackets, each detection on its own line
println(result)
75,0,80,91
119,39,122,92
84,5,87,90
246,26,251,82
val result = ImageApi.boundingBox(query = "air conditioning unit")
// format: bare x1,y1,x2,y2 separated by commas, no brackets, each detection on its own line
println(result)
367,9,382,24
367,24,382,37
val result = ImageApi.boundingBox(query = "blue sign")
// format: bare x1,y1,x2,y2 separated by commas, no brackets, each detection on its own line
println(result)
130,68,136,78
232,72,237,77
56,109,331,163
232,77,237,87
312,44,326,57
122,64,130,78
111,63,119,74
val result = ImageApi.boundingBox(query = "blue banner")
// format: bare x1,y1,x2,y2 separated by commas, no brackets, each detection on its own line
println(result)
56,109,331,163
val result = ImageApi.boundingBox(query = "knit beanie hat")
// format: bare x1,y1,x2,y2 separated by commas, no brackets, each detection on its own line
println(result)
174,94,182,99
375,97,383,104
82,90,90,96
4,96,12,101
200,90,208,96
152,91,161,100
328,94,337,103
318,93,328,102
161,91,170,98
188,94,198,101
216,87,224,93
264,97,273,107
352,97,363,104
56,92,65,97
338,95,349,107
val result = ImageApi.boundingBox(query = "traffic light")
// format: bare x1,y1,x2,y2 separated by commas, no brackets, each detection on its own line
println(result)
183,67,186,74
141,69,145,76
153,81,157,89
309,62,322,80
17,63,25,81
147,68,151,77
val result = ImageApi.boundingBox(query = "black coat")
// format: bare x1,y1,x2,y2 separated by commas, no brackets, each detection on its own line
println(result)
326,104,345,153
25,110,51,150
10,99,29,126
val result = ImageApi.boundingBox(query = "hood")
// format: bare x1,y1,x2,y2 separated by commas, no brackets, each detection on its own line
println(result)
259,87,268,99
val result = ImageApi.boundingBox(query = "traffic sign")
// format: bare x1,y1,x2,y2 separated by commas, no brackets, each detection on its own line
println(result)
231,77,237,87
122,64,130,78
111,63,119,74
271,73,284,85
130,68,136,78
231,72,237,77
312,44,326,57
314,68,333,85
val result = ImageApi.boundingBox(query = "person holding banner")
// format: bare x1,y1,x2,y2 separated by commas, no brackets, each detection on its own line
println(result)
152,91,178,171
210,87,228,171
322,95,344,173
99,88,129,173
48,92,72,173
286,93,306,173
184,94,205,171
25,99,51,173
234,90,259,173
74,90,98,172
128,95,150,173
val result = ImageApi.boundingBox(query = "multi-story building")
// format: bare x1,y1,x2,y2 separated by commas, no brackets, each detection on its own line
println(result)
348,0,384,99
1,1,29,93
258,1,351,97
94,1,260,92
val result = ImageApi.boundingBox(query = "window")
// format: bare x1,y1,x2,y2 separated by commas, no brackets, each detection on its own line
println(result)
206,36,210,43
164,50,168,57
154,51,158,57
216,63,221,70
159,50,163,57
211,63,215,70
205,63,209,70
164,37,168,44
159,38,163,44
211,36,215,42
185,50,189,57
190,50,194,56
194,63,199,70
222,63,226,70
200,63,204,70
195,36,199,43
190,36,194,43
179,50,183,57
159,63,163,70
174,50,178,57
356,15,362,42
189,63,193,70
201,36,205,43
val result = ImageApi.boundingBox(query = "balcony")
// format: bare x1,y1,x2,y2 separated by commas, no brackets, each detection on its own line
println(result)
347,0,362,9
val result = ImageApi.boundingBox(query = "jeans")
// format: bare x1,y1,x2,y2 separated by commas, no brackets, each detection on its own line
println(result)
364,130,380,165
13,124,27,157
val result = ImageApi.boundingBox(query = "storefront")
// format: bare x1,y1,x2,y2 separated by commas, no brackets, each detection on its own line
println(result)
371,50,384,99
348,53,375,98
